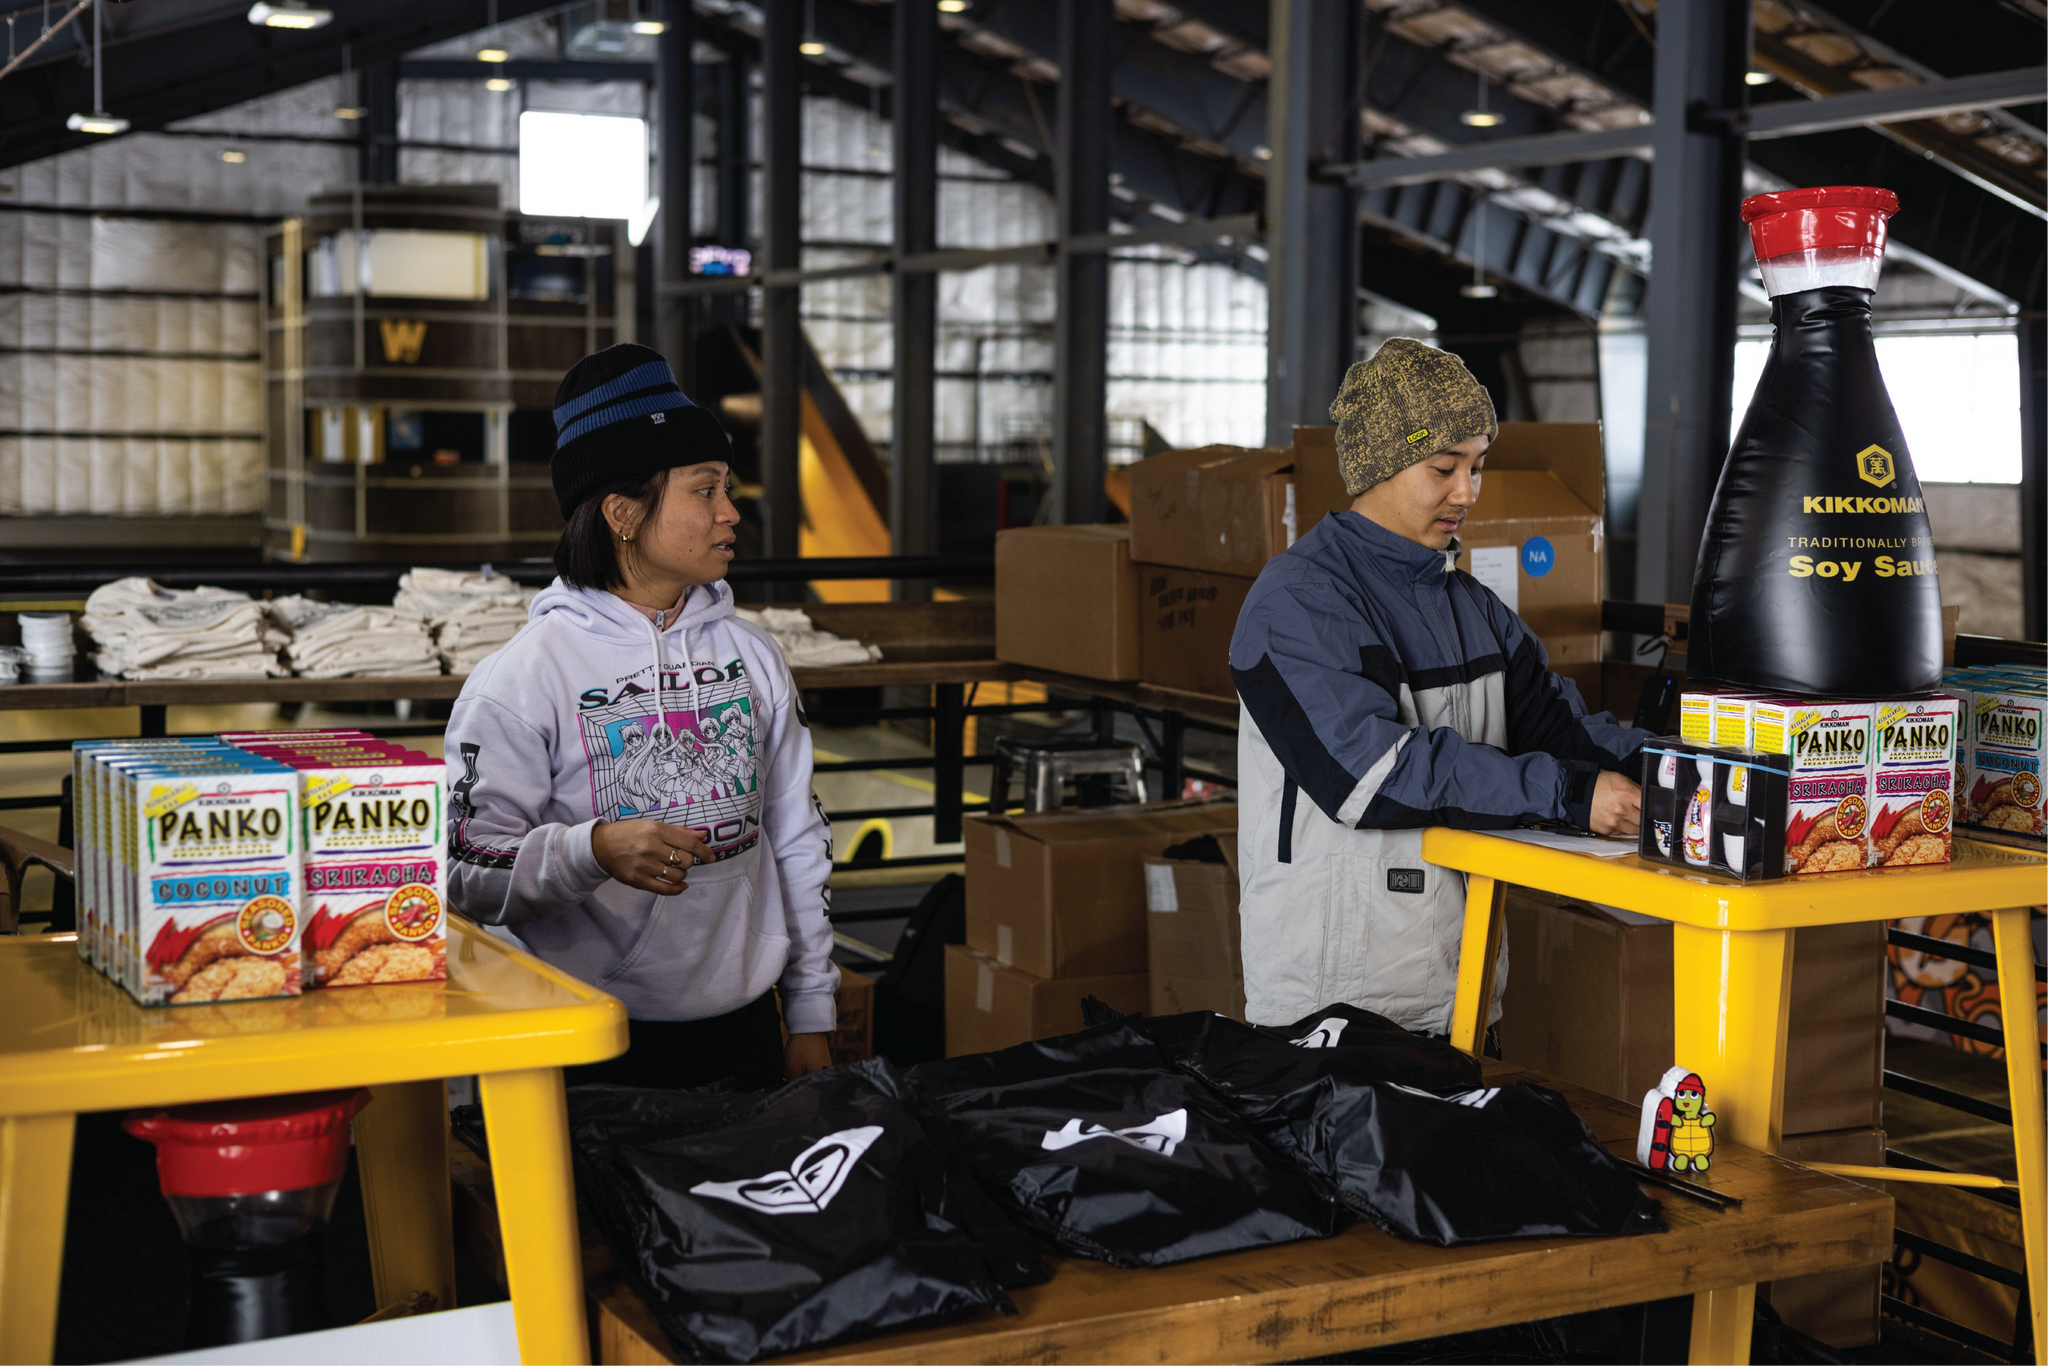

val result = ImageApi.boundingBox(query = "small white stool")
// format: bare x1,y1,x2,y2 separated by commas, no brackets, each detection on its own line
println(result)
988,736,1147,813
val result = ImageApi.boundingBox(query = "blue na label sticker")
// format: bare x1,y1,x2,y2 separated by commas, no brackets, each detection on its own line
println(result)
1521,536,1555,578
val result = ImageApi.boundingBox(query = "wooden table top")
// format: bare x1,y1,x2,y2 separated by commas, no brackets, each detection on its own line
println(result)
586,1062,1893,1365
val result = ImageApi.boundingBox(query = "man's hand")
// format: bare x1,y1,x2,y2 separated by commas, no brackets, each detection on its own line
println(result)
591,819,715,895
1589,771,1642,838
784,1031,833,1079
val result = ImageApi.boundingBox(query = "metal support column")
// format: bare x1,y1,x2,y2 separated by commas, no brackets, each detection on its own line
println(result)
1264,0,1361,444
932,684,965,844
1635,0,1751,605
2019,314,2045,642
759,0,803,582
656,0,696,383
891,0,939,596
1053,0,1112,526
704,47,752,338
360,62,398,185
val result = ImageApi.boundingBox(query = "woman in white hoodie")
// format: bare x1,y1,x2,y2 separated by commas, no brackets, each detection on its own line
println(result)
443,344,837,1089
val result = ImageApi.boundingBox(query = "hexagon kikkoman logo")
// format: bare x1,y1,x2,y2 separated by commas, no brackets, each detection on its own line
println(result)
1856,444,1896,488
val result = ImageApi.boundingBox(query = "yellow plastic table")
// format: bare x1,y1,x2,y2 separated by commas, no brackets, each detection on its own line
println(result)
0,915,627,1365
1424,829,2047,1365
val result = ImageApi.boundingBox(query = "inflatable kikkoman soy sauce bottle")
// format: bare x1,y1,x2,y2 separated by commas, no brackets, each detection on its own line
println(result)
1687,186,1943,697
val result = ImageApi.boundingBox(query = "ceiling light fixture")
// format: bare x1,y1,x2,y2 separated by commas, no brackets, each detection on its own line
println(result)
248,1,332,28
631,19,665,34
486,77,512,91
798,0,824,56
1461,193,1499,299
1744,69,1774,85
67,1,128,137
937,0,968,11
477,47,509,62
1460,70,1503,128
222,148,246,162
335,107,366,118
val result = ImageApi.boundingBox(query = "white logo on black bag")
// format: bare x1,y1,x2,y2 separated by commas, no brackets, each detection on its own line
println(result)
650,411,667,424
1389,1082,1501,1109
1292,1017,1348,1049
1040,1109,1188,1157
690,1125,883,1214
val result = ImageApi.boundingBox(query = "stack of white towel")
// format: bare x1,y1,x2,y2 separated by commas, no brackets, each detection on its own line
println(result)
82,578,288,680
393,567,536,674
267,596,441,679
736,607,884,667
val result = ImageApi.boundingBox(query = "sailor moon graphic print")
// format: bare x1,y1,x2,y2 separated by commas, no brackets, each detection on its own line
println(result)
579,657,762,859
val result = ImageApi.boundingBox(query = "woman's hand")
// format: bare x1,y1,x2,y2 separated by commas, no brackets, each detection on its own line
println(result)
591,819,715,895
784,1031,833,1080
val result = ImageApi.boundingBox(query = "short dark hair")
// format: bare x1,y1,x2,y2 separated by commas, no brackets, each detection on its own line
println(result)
552,468,669,591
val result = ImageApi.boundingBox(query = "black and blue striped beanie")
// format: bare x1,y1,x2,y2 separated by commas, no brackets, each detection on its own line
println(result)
550,343,731,518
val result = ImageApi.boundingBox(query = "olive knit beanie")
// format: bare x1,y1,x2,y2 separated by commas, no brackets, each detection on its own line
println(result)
1328,338,1498,496
550,343,732,518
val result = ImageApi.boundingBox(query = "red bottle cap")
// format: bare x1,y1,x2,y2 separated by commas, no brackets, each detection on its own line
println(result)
1741,186,1898,262
124,1089,372,1197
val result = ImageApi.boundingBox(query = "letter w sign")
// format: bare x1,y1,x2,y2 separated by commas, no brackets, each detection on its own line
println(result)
379,319,428,364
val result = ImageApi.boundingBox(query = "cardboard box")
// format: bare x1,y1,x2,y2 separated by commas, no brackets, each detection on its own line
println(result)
829,969,875,1065
1143,837,1243,1022
1496,892,1885,1134
1127,445,1297,575
1773,1127,1884,1347
995,524,1142,681
1137,565,1254,699
944,943,1149,1056
1297,422,1605,692
963,801,1238,979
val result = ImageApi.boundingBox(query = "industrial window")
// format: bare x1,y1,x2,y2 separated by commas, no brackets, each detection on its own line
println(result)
1732,331,2022,484
518,111,649,225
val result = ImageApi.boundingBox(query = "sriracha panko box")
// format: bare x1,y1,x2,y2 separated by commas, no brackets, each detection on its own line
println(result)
130,752,303,1005
1751,700,1874,874
236,740,447,986
1869,696,1960,867
1968,685,2046,839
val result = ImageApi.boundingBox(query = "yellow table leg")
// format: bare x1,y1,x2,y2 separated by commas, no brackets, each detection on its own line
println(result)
1671,923,1795,1153
1672,924,1793,1365
0,1112,75,1366
1990,906,2045,1365
480,1067,590,1366
355,1079,457,1315
1449,873,1504,1057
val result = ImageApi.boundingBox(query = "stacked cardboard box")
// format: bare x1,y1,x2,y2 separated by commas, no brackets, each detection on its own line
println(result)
992,425,1609,704
948,801,1237,1054
1143,833,1246,1020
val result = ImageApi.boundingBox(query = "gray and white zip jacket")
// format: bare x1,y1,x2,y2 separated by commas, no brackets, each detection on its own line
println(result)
1228,510,1649,1035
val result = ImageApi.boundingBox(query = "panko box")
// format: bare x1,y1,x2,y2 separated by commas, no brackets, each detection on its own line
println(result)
128,753,303,1005
1752,700,1875,874
236,741,447,987
73,738,230,974
1967,685,2045,839
1869,696,1960,867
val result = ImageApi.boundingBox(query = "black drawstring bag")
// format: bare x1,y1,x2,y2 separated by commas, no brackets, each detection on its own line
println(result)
568,1060,1012,1364
1166,1012,1661,1245
909,1024,1340,1268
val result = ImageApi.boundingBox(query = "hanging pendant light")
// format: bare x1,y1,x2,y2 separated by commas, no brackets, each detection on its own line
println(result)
1460,69,1503,128
799,0,825,55
1460,191,1498,298
66,0,128,136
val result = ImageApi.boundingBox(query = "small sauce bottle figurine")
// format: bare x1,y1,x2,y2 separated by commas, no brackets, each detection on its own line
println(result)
1636,1065,1718,1174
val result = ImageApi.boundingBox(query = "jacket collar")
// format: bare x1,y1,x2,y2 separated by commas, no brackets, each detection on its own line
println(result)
1328,510,1457,585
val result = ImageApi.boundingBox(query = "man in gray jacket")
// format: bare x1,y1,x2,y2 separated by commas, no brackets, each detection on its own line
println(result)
1229,338,1647,1037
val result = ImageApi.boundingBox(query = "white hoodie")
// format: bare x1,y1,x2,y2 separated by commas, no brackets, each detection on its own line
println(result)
442,577,838,1032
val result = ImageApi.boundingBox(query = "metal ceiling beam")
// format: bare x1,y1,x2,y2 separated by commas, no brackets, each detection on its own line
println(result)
1328,65,2047,188
890,0,938,582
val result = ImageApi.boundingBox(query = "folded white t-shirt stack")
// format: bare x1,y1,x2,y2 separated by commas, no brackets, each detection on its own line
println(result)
735,606,884,667
269,595,441,678
82,578,287,679
393,567,536,675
